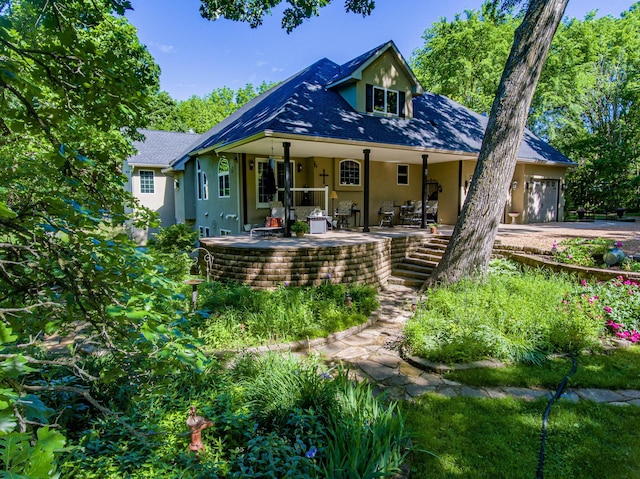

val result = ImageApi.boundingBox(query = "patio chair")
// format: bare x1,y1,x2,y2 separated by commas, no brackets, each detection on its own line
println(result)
335,201,353,229
378,201,395,227
250,207,285,238
425,201,438,222
407,200,422,226
408,200,438,226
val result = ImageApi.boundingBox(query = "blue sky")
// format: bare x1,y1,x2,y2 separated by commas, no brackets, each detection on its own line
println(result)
126,1,635,100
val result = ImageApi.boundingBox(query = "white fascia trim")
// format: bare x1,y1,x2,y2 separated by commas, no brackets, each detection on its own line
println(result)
191,131,269,156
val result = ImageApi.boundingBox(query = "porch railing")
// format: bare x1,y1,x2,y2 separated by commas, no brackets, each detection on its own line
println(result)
277,186,329,213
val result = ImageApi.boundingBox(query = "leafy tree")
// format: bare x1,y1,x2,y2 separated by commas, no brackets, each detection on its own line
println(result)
411,3,640,214
548,7,640,212
412,2,519,115
0,1,204,475
146,90,188,131
148,82,275,133
198,0,569,285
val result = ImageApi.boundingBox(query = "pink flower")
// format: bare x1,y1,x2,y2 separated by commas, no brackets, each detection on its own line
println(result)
630,332,640,343
615,242,623,248
604,306,612,313
588,295,598,304
616,331,630,339
606,320,620,330
581,279,587,287
567,254,572,259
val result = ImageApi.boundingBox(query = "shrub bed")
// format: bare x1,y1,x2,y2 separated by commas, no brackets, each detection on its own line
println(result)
403,260,619,364
192,282,379,350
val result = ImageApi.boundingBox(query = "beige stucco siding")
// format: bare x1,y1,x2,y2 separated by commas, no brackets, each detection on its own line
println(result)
131,168,175,226
357,52,414,118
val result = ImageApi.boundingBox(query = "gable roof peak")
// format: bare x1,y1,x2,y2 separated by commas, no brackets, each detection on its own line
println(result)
326,40,423,94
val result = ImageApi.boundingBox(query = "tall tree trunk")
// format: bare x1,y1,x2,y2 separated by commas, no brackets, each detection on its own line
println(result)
424,0,568,288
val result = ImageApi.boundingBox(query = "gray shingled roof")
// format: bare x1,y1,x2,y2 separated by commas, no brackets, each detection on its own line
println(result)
172,41,573,167
129,129,201,167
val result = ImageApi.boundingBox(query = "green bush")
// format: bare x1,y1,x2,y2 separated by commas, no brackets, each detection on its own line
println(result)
149,223,198,254
403,262,603,364
60,354,410,479
552,237,612,267
193,282,379,349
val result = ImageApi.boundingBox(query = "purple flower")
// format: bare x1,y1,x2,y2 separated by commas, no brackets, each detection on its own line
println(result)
306,446,317,458
604,306,612,314
615,241,623,248
606,320,620,330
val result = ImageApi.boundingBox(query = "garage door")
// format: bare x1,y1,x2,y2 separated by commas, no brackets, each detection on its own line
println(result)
528,180,559,223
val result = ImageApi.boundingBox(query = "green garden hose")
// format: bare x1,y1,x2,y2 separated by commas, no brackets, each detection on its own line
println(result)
536,352,578,478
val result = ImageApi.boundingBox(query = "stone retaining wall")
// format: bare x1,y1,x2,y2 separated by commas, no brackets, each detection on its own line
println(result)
201,235,425,288
502,250,640,282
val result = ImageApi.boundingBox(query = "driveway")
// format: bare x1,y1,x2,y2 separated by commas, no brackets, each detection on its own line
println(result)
493,220,640,253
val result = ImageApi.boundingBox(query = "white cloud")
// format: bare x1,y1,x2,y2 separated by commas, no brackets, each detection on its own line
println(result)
256,61,268,67
149,41,175,54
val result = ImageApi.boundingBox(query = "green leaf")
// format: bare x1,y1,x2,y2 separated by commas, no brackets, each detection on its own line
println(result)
18,395,53,422
0,410,18,434
0,325,17,345
125,309,148,320
0,202,16,220
35,427,66,452
0,356,36,379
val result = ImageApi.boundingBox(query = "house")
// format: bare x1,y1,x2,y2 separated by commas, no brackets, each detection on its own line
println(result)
124,129,200,243
160,40,573,237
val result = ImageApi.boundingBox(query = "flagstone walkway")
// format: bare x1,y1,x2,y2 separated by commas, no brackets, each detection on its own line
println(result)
308,284,640,406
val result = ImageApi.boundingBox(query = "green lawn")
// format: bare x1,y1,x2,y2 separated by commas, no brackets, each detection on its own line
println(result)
443,347,640,390
404,394,640,478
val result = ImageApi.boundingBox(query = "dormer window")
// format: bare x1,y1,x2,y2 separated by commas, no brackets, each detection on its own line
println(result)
374,87,398,115
366,84,405,117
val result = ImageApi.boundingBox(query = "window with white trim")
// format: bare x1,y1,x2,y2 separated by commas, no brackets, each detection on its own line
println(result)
198,226,210,237
197,159,208,200
220,229,231,236
339,160,360,186
256,159,293,208
218,158,230,198
397,164,409,185
139,170,155,194
373,86,399,115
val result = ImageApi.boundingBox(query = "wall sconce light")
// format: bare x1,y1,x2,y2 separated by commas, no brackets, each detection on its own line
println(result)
525,181,529,191
174,179,179,189
438,185,443,193
297,162,303,173
512,180,518,191
249,160,254,170
561,182,566,191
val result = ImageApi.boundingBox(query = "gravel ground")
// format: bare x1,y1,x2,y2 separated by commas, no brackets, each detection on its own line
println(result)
493,220,640,254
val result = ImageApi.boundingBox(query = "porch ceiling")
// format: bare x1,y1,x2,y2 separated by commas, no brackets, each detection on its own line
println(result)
216,135,478,164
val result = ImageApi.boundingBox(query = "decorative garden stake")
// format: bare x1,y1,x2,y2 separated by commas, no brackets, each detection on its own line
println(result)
345,293,352,308
183,278,205,311
187,406,213,452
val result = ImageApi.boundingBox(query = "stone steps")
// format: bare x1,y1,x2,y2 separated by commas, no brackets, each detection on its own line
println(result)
388,235,450,287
